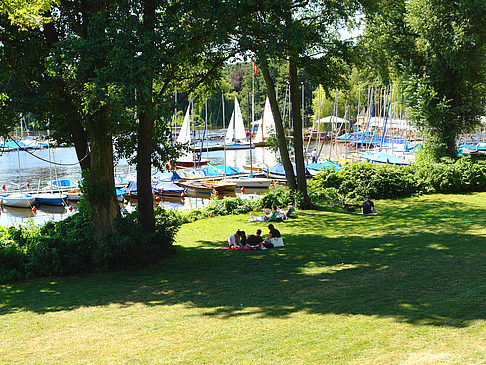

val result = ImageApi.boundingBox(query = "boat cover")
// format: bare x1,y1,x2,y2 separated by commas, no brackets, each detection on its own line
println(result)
124,181,138,196
306,161,341,172
0,141,29,149
115,188,126,198
152,181,185,194
51,179,78,188
114,176,130,185
266,163,312,178
460,143,486,151
152,171,183,181
360,151,410,165
200,165,241,176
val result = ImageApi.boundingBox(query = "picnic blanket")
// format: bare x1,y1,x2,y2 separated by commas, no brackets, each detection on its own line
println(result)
220,246,260,250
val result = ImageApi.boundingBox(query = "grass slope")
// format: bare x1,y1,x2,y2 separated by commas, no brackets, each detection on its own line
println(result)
1,193,486,364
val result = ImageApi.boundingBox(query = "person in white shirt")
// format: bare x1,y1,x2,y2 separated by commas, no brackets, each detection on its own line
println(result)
311,148,317,163
228,230,245,248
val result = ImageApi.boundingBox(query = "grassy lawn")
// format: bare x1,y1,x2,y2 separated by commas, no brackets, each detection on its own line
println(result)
1,193,486,364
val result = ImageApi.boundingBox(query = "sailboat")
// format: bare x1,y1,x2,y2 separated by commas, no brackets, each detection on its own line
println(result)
225,96,254,150
1,192,36,208
253,96,276,145
175,102,209,168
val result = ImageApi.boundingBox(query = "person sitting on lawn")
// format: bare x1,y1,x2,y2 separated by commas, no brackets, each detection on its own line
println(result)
249,205,279,222
278,205,295,219
362,196,376,215
261,224,284,248
246,229,264,247
228,230,243,248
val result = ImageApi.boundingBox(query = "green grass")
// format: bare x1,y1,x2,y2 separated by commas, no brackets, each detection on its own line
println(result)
1,193,486,364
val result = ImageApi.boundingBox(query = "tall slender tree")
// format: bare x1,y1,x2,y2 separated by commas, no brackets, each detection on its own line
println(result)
238,0,360,208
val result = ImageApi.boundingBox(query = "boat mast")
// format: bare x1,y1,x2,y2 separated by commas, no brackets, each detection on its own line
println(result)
252,62,255,139
329,89,338,160
222,93,226,180
173,87,177,147
355,84,361,155
248,91,253,177
16,146,23,193
191,93,195,171
301,82,304,139
317,85,321,150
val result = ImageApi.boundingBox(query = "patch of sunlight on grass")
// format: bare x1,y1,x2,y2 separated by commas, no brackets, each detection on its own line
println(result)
298,262,368,276
426,243,449,250
403,350,453,365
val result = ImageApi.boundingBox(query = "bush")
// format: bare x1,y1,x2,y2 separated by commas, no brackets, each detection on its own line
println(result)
309,162,418,201
307,157,486,204
414,157,486,193
201,195,257,217
0,204,181,283
259,184,294,208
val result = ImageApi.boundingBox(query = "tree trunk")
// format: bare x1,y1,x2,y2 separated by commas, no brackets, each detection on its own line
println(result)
88,106,120,237
261,66,297,190
137,90,155,233
136,0,156,233
288,60,312,208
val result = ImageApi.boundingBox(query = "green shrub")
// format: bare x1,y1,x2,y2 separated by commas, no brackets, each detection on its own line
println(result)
310,162,418,200
93,207,180,271
0,204,181,283
307,157,486,204
201,195,259,217
0,240,26,283
413,157,486,193
259,184,294,208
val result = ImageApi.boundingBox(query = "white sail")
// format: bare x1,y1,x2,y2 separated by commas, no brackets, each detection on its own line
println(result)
225,96,246,144
233,96,247,142
225,109,235,144
176,105,192,144
253,117,264,143
261,96,276,139
254,97,275,143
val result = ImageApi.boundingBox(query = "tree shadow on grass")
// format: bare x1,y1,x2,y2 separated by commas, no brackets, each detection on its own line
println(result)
1,196,485,328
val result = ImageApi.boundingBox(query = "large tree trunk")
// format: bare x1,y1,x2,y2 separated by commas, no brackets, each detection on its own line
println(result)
289,60,312,208
137,90,155,233
136,0,156,233
261,66,297,190
88,106,120,237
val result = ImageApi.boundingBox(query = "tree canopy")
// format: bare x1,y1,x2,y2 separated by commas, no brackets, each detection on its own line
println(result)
361,0,486,159
0,0,55,28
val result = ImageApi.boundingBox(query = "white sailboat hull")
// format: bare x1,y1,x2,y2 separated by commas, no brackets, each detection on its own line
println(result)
34,193,68,206
227,177,273,188
1,193,36,208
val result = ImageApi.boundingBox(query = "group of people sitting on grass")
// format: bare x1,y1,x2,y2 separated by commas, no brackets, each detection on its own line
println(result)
248,205,295,222
228,224,283,250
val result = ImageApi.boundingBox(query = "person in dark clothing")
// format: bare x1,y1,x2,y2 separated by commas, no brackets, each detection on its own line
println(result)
362,196,375,214
267,224,281,238
239,230,247,245
262,224,282,248
246,229,263,246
